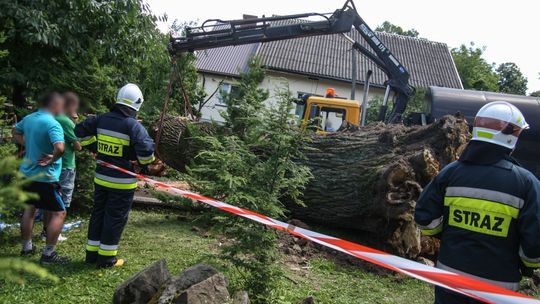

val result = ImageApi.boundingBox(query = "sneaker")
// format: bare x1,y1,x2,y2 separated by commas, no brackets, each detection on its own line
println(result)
20,245,37,257
40,252,71,265
97,258,127,268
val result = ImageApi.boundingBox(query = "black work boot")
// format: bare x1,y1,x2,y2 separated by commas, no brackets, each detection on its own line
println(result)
85,251,98,264
97,258,127,268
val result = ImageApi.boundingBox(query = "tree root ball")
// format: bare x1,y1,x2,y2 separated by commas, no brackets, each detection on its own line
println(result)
290,115,469,257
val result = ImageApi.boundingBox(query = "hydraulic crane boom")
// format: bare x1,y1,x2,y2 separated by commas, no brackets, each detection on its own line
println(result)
168,0,414,123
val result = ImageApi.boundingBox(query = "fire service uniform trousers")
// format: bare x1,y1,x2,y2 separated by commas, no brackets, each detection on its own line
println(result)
85,184,135,266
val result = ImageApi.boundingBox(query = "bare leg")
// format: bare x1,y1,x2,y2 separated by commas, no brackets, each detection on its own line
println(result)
21,205,37,242
46,211,66,246
43,210,51,233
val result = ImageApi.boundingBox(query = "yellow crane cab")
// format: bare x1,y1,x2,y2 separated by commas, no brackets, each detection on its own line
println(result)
298,96,361,134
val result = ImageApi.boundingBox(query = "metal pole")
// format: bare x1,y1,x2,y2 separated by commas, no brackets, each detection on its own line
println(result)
378,85,391,122
382,85,391,109
360,70,373,127
351,49,357,100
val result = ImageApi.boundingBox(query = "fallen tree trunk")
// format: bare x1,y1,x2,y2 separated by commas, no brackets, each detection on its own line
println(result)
152,115,470,257
292,115,469,257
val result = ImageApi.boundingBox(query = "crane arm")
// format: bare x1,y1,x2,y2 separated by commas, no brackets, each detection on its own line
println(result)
168,10,356,54
168,0,414,123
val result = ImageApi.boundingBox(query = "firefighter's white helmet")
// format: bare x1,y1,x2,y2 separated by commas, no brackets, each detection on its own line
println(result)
472,101,529,149
116,83,144,111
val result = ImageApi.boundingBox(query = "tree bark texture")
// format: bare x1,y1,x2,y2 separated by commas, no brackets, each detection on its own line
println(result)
152,115,470,257
291,115,469,257
152,116,220,171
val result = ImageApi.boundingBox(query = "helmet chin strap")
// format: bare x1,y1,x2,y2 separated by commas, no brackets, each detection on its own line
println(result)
114,104,137,118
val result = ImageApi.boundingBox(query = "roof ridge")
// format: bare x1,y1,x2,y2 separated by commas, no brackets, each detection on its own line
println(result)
268,18,449,46
374,30,448,46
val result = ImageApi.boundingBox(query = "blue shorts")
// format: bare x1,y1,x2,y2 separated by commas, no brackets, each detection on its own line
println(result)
59,168,76,208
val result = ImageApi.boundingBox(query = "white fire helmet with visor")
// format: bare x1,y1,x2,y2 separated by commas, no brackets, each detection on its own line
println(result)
116,83,144,111
472,101,529,149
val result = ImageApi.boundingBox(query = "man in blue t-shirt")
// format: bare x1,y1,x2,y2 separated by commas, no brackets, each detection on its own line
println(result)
13,92,71,265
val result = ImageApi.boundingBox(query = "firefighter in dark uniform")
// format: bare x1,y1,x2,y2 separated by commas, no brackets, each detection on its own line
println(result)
75,83,155,268
415,101,540,303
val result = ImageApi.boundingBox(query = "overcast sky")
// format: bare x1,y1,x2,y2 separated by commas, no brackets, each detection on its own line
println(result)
147,0,540,93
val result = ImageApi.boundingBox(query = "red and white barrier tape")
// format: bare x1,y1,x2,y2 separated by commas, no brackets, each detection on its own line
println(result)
98,160,540,304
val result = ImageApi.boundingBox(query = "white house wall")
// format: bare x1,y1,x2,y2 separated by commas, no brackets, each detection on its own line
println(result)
198,70,385,123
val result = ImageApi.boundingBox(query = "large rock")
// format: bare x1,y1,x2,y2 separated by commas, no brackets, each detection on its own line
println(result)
173,273,230,304
156,263,230,304
113,259,171,304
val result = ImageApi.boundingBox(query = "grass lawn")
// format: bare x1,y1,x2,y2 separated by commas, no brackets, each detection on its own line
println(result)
0,209,435,304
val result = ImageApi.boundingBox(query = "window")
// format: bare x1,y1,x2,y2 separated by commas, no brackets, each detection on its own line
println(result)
295,92,322,119
295,99,306,118
308,106,346,132
217,82,240,106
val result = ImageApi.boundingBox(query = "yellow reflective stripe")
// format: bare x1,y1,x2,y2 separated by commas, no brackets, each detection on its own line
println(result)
420,225,443,236
476,130,494,139
81,136,97,146
86,245,99,252
94,177,137,190
522,260,540,268
444,197,519,218
97,134,130,145
445,187,524,209
519,247,540,267
98,249,118,256
138,155,155,165
117,98,133,105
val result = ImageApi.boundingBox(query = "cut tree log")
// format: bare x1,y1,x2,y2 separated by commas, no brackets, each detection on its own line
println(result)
152,116,221,171
152,115,470,257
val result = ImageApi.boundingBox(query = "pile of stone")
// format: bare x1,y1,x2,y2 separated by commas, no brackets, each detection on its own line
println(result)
113,260,249,304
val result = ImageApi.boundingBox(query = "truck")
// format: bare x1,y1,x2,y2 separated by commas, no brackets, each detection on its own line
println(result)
425,86,540,177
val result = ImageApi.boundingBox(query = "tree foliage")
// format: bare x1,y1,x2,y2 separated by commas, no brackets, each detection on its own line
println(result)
376,21,419,37
365,88,428,124
187,58,312,302
219,57,269,137
530,90,540,97
496,62,528,95
0,0,170,115
451,43,499,91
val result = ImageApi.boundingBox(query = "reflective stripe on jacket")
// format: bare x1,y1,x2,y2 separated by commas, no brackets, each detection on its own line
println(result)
414,158,540,283
75,110,155,190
